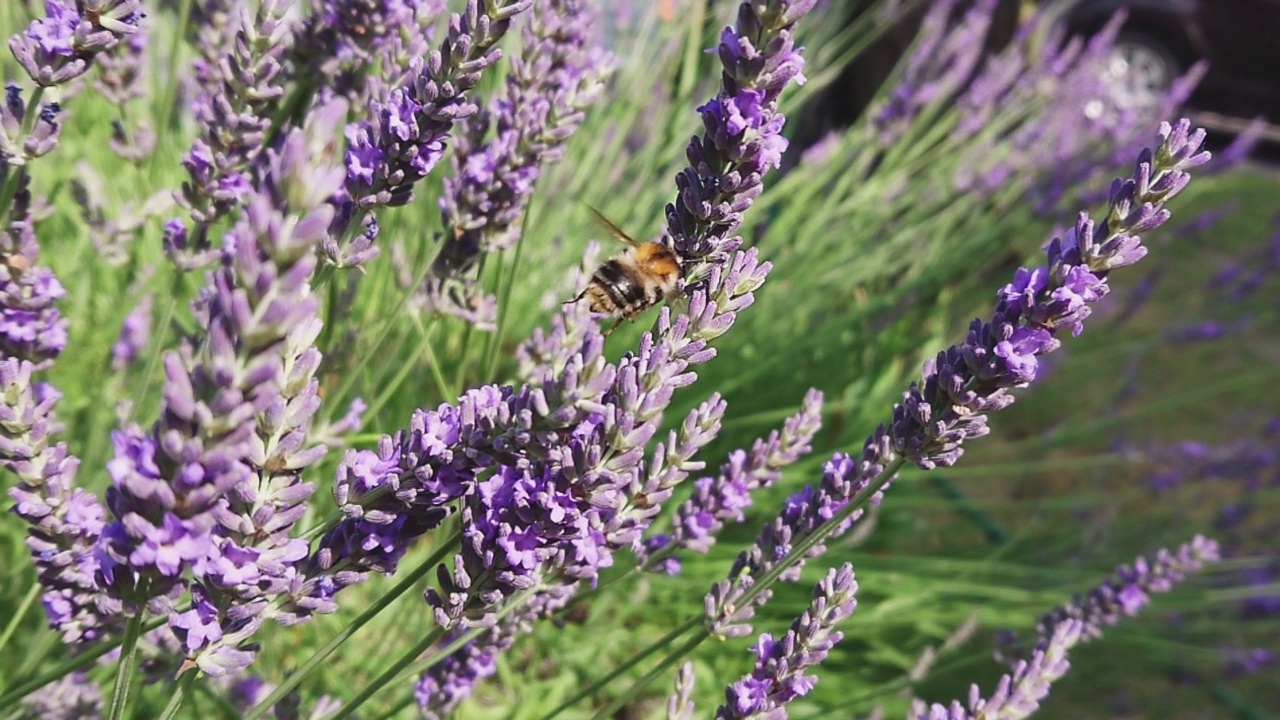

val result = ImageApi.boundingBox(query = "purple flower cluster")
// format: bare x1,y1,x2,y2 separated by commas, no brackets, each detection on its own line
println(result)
668,0,814,263
111,293,152,371
20,669,103,720
421,0,614,326
705,120,1212,638
168,0,291,270
920,536,1219,719
294,0,447,108
94,31,153,161
1036,535,1220,644
641,388,824,574
0,169,66,364
96,103,348,675
716,563,857,719
872,0,997,142
331,0,534,267
9,0,143,87
917,619,1083,720
1,130,114,645
1,85,65,167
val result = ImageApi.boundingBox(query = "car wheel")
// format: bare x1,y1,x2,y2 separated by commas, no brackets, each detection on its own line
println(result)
1098,33,1181,113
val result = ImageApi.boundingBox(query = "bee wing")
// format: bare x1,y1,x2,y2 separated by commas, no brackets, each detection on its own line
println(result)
586,204,640,247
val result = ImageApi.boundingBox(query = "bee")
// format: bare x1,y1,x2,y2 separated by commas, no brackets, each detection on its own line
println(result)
568,207,683,334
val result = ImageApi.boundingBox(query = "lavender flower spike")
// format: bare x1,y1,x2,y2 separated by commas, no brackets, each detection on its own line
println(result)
1037,535,1220,644
9,0,143,88
168,0,290,269
331,0,534,267
667,662,697,720
641,388,823,573
716,563,858,719
422,0,615,325
705,119,1212,639
917,620,1084,720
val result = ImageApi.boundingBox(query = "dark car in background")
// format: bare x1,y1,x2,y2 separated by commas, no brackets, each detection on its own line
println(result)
1049,0,1280,124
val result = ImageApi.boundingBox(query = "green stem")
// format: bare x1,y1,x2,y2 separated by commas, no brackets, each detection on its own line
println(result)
371,693,416,720
539,615,701,720
243,532,462,720
330,627,446,719
157,671,197,720
0,86,41,221
0,616,167,709
106,612,145,720
0,582,40,660
587,629,708,720
155,0,193,135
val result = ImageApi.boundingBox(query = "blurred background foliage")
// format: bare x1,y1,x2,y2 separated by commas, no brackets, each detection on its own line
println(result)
0,0,1276,717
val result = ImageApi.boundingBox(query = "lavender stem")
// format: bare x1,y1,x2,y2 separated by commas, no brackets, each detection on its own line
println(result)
105,610,144,720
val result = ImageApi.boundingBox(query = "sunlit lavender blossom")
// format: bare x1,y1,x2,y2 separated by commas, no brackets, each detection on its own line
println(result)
330,0,534,267
1,85,65,166
97,103,348,676
666,661,697,720
422,0,614,325
167,0,290,270
9,0,143,87
716,563,857,719
641,388,823,573
705,120,1212,637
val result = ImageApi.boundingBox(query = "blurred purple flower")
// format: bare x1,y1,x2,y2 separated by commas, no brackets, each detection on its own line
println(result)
9,0,142,87
422,0,615,326
111,294,152,370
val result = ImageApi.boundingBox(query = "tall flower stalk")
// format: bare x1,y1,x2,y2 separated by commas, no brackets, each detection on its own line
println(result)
420,0,614,327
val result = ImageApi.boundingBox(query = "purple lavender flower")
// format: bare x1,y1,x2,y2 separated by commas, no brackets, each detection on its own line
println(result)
666,662,697,720
705,120,1211,638
916,620,1083,720
167,0,291,270
641,388,823,573
327,0,535,267
421,0,614,325
1,85,65,165
872,0,996,142
716,563,857,719
1,174,115,646
111,293,152,370
94,31,154,161
20,669,103,720
96,102,349,676
8,0,143,87
1036,535,1220,644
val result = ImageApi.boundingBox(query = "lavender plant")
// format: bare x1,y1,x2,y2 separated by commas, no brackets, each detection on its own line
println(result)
0,1,1271,718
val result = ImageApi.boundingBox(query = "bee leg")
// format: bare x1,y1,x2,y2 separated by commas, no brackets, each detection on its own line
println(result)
564,287,589,306
604,316,627,336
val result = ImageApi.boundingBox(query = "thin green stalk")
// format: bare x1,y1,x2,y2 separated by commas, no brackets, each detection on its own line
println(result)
539,615,701,720
329,627,446,719
128,272,183,424
587,629,708,720
483,185,537,384
106,611,145,720
151,0,193,166
0,87,42,220
157,671,197,720
343,585,541,719
371,694,416,720
0,616,167,709
244,531,462,720
0,582,40,660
